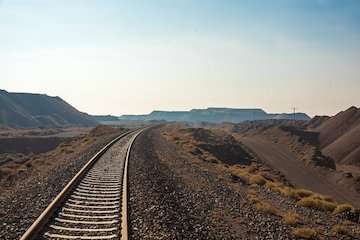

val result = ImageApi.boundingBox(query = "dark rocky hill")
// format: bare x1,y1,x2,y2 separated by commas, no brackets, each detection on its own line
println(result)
0,90,97,128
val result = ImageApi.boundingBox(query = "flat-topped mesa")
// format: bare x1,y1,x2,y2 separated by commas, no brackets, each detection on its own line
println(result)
119,107,310,123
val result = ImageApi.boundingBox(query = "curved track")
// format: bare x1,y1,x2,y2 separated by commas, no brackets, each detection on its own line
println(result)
20,129,143,240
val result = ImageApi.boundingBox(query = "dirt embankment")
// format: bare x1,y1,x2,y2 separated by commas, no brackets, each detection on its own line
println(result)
0,125,126,239
129,124,360,239
313,106,360,167
220,121,360,208
0,137,67,155
231,122,335,169
0,127,91,166
166,126,254,165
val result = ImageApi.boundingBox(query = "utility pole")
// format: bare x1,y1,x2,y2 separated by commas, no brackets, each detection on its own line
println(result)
292,107,297,121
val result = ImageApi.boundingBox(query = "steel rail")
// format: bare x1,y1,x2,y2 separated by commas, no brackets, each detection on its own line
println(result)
120,129,144,240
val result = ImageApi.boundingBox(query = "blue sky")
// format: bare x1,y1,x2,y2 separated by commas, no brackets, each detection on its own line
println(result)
1,0,359,116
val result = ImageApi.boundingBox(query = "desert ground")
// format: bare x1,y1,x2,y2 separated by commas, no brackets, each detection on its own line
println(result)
1,118,360,239
128,124,360,239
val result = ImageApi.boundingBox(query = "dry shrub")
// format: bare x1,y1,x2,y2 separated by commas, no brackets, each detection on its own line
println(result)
297,196,337,211
247,189,259,204
333,204,354,214
293,227,318,239
247,189,257,196
268,184,314,200
247,165,258,173
248,195,259,204
255,201,279,215
320,195,335,203
249,183,258,189
265,181,294,197
230,168,250,182
265,180,339,212
332,224,349,235
82,137,91,143
282,211,302,226
249,174,266,185
265,181,282,190
294,189,314,199
278,187,297,198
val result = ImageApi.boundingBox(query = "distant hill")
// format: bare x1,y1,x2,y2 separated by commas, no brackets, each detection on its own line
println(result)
119,107,310,123
0,90,98,128
311,106,360,166
91,115,120,123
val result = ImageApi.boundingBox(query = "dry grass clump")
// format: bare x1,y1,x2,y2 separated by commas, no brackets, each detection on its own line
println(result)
246,165,258,173
246,188,279,217
265,180,282,190
266,181,314,200
247,189,258,195
282,211,302,226
248,195,259,204
293,189,314,199
249,183,258,189
265,181,296,198
229,167,250,182
248,174,266,185
333,204,354,214
297,196,337,211
265,180,339,212
247,189,260,204
255,201,279,215
292,227,318,239
332,224,350,235
228,165,270,186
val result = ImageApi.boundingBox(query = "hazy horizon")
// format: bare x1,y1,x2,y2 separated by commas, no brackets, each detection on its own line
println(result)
2,0,360,117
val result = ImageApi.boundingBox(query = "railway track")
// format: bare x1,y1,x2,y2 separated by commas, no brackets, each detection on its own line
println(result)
20,129,143,240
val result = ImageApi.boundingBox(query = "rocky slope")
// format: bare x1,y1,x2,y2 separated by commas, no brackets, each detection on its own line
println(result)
0,89,97,128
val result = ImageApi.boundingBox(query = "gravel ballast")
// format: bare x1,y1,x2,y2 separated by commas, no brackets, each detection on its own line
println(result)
128,127,295,239
0,131,124,239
